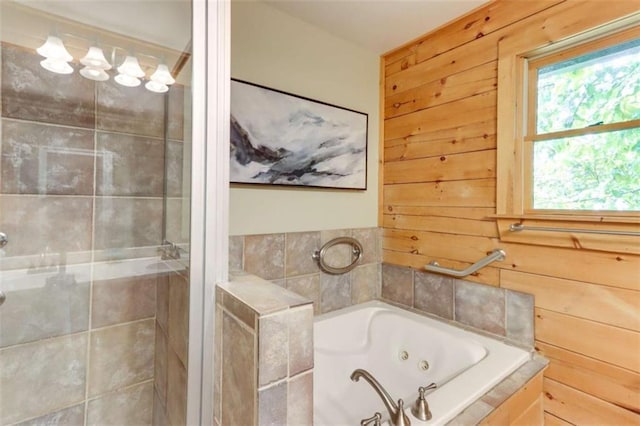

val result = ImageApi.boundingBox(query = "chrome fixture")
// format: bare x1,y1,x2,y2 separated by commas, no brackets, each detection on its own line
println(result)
360,412,382,426
0,231,7,248
411,382,437,421
424,249,506,278
160,240,182,260
509,222,640,237
350,369,411,426
312,236,363,275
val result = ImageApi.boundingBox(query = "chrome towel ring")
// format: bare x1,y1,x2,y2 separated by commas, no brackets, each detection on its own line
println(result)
312,236,363,275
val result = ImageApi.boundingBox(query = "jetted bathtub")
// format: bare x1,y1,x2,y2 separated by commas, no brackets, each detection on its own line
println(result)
314,301,530,425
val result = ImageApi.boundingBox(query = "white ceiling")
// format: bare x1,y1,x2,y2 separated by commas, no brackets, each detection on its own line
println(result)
16,0,488,55
262,0,489,54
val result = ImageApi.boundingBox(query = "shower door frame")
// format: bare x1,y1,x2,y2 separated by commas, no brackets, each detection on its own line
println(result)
187,0,230,424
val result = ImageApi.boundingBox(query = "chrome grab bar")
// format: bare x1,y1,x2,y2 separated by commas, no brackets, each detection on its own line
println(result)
312,236,363,275
424,249,506,278
509,222,640,236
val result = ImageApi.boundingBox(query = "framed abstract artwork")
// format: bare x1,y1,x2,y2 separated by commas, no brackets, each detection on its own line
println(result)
230,79,368,189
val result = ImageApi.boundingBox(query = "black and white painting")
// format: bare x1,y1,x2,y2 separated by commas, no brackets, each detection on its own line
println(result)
230,79,368,189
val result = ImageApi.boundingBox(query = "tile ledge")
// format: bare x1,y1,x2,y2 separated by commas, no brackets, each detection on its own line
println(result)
219,271,312,315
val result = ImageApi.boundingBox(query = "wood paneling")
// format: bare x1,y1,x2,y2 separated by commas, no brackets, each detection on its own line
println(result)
381,1,640,424
481,372,545,425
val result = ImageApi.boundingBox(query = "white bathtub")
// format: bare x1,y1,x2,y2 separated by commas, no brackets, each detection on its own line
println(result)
314,301,530,426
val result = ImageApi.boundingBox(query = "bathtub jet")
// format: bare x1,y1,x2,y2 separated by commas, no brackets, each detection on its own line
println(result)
350,368,411,426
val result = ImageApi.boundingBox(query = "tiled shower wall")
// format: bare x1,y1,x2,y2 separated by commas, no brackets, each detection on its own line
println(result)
0,42,185,425
229,227,382,315
0,42,184,268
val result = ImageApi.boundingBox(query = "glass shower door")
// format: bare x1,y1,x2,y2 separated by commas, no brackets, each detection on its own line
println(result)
0,1,194,424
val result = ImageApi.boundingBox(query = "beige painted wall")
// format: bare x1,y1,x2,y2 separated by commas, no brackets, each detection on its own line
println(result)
230,1,379,235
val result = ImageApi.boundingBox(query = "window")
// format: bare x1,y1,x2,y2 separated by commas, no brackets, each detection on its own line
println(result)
524,27,640,214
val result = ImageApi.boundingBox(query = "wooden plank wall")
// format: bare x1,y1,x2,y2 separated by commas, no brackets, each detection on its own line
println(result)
381,1,640,424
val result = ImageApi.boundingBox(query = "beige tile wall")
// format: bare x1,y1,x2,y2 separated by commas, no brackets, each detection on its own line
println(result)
0,38,188,425
215,275,314,426
229,227,382,315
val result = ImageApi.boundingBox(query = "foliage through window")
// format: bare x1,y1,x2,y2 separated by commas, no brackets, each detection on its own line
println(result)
525,27,640,213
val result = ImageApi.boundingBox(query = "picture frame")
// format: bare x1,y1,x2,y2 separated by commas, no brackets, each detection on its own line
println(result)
230,79,368,190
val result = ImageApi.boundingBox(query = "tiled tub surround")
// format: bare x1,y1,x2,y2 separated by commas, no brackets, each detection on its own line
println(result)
228,227,382,314
215,273,314,426
381,264,535,348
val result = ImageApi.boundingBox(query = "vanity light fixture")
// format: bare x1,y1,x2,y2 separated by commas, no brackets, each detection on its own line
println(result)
36,35,74,74
79,46,111,81
115,55,145,87
145,63,175,93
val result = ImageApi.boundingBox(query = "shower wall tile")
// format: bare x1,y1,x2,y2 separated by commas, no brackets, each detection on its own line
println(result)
289,306,314,376
221,311,256,426
91,274,156,328
167,85,185,141
285,231,320,276
319,272,351,314
96,79,165,138
156,274,170,333
244,233,285,280
86,381,154,426
414,271,454,320
0,333,87,424
1,43,95,128
166,140,185,197
259,312,289,386
0,274,90,348
0,195,93,257
286,274,320,314
222,292,257,329
96,132,165,197
1,119,95,195
168,272,189,367
165,197,189,245
166,347,188,426
287,371,313,426
351,263,380,305
94,197,163,259
153,390,169,426
258,381,287,426
381,263,414,307
455,279,506,336
506,290,534,347
88,319,155,397
154,324,169,407
14,403,85,426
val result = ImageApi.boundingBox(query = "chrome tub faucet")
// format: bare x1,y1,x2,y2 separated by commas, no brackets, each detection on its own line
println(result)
350,369,411,426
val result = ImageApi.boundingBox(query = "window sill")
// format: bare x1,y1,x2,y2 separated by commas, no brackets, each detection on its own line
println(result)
492,215,640,255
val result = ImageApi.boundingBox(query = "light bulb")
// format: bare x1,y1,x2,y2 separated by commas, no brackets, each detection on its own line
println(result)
145,80,168,93
80,47,111,70
36,36,73,62
80,66,109,81
40,58,74,75
150,64,175,85
115,73,141,87
117,56,145,78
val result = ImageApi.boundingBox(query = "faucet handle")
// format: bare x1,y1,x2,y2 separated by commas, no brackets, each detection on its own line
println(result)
360,412,382,426
412,382,437,421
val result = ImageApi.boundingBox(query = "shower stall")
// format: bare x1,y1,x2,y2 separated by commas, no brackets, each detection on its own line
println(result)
0,1,225,424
